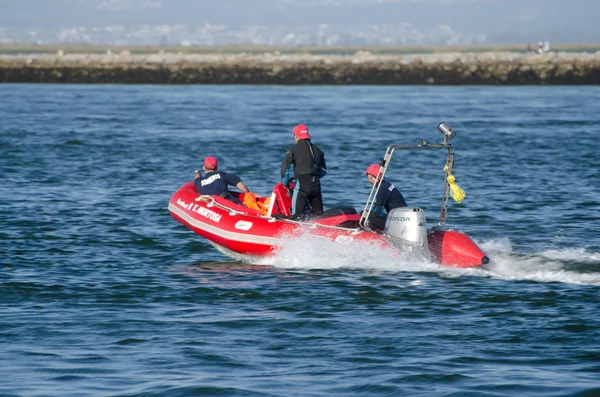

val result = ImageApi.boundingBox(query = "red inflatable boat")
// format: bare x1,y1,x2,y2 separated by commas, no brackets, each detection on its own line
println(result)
169,123,489,268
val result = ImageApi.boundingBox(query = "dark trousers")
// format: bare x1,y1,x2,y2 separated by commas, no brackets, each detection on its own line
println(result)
294,176,323,216
366,214,387,230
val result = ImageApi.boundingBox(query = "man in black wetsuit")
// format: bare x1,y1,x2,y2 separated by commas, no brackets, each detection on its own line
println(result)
194,156,250,201
364,164,407,229
280,124,327,218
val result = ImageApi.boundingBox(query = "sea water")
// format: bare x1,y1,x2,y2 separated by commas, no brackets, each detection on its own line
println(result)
1,85,599,396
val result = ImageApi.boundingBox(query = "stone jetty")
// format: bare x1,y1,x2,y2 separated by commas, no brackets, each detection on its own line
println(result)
1,50,599,84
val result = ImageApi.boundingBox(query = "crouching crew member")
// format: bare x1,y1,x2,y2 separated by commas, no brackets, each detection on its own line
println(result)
364,163,407,229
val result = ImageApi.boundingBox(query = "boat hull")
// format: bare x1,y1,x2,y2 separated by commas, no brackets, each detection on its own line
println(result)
169,183,487,268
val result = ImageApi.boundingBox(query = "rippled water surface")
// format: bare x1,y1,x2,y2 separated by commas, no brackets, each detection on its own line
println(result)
2,85,600,396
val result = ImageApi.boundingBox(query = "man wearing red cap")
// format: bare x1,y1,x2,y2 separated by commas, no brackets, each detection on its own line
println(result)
281,124,327,218
364,163,407,229
194,156,249,200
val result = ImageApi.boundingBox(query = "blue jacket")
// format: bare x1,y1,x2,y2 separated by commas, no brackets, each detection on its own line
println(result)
373,179,407,216
194,171,241,196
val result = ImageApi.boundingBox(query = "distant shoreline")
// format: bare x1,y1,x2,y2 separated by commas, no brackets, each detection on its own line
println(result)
1,47,599,85
2,43,600,55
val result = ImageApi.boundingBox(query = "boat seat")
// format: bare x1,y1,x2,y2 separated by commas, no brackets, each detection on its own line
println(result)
311,207,357,220
271,182,293,217
268,184,356,221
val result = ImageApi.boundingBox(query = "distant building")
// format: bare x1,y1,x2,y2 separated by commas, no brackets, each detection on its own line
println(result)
543,41,551,52
537,41,544,54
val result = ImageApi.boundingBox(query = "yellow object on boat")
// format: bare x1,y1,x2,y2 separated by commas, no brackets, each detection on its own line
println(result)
444,165,466,203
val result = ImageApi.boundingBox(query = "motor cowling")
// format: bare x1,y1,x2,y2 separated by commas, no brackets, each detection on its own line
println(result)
383,207,429,255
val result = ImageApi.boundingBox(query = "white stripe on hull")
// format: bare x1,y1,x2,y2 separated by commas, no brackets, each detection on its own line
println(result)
169,202,284,247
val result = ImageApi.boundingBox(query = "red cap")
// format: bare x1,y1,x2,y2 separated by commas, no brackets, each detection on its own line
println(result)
364,164,381,177
204,156,218,169
293,124,311,140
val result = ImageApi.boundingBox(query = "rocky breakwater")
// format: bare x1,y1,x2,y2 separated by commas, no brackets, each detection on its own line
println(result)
1,50,599,84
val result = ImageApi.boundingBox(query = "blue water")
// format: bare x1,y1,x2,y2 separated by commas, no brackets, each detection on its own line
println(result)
1,85,600,397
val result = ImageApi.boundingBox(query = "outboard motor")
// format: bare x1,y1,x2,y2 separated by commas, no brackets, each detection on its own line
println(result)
383,207,429,257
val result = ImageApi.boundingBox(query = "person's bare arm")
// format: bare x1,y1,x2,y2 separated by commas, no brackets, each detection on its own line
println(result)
236,181,250,193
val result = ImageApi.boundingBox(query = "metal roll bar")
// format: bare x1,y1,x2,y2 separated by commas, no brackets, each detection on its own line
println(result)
359,126,456,232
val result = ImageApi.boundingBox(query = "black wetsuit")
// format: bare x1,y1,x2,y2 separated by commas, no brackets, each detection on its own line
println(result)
368,179,407,229
281,139,327,216
194,171,241,197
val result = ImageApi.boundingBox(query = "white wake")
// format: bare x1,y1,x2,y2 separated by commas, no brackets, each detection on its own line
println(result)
257,232,600,286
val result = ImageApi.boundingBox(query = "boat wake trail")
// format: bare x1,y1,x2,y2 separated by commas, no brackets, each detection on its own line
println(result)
480,239,600,286
261,233,600,286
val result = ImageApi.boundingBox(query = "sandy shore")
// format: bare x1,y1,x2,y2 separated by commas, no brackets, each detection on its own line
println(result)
1,50,599,84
